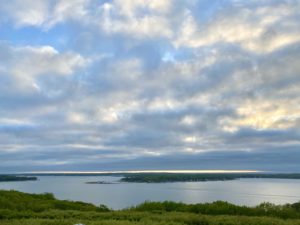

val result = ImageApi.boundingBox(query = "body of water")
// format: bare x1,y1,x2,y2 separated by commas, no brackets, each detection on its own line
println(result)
0,176,300,209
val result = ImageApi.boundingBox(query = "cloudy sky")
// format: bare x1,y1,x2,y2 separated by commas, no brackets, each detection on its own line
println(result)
0,0,299,173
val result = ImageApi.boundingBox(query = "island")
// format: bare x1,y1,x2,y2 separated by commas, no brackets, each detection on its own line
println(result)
0,175,37,182
119,173,300,183
85,181,118,184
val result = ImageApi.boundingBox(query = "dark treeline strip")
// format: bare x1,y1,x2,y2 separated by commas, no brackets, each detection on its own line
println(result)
0,175,37,182
120,173,300,183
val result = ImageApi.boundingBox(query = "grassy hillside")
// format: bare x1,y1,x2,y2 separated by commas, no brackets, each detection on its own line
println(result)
0,190,300,225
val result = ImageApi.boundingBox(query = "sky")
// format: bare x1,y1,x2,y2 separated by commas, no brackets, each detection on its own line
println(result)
0,0,300,173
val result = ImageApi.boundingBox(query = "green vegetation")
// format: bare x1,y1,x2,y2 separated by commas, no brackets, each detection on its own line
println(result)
1,190,300,224
0,175,37,182
120,173,300,183
131,201,300,219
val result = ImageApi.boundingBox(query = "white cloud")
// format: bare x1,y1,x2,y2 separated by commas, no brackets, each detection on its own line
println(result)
99,2,173,38
13,45,86,76
2,0,299,53
47,0,89,28
114,0,172,17
174,2,300,53
3,0,49,27
1,0,89,29
0,43,87,92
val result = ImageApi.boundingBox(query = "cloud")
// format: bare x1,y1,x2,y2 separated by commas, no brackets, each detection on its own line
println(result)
174,1,300,53
0,0,299,172
0,42,87,94
98,1,173,39
0,0,89,29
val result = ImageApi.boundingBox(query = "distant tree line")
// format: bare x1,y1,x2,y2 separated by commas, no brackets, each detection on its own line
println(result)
120,173,300,183
0,175,37,182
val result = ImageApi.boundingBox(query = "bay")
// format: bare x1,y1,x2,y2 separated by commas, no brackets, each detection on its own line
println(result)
0,176,300,209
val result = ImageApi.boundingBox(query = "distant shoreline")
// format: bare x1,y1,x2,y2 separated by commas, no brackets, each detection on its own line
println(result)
0,175,37,182
119,173,300,183
4,172,300,183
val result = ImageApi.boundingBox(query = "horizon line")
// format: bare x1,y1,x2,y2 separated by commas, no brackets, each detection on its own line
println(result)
19,170,263,174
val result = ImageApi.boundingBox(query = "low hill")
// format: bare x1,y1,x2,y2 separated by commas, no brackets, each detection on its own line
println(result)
0,190,300,225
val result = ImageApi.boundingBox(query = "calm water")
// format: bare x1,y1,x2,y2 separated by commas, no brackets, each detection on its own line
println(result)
1,176,300,209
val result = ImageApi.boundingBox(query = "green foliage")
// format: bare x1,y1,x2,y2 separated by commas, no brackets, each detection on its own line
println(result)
0,190,300,225
291,202,300,212
0,190,110,215
131,200,300,219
